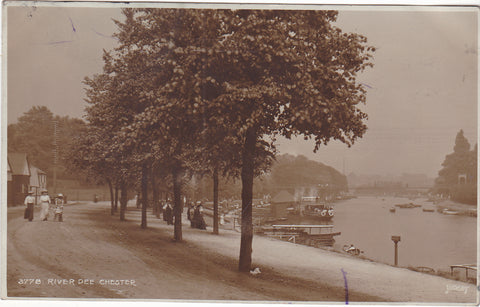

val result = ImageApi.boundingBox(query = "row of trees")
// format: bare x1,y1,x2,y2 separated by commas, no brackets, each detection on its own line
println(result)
434,129,477,204
72,8,374,271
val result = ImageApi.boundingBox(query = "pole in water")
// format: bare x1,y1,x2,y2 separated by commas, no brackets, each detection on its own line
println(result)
391,235,401,266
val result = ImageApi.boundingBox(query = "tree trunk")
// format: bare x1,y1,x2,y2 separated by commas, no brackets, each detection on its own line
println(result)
213,167,219,235
107,179,114,216
152,170,159,217
172,164,183,242
239,127,257,272
120,182,127,221
141,163,148,229
114,186,119,212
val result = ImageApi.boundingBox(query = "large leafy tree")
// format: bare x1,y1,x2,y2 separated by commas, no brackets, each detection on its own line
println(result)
8,106,54,174
436,129,474,186
82,50,144,221
434,130,477,205
9,106,86,181
202,10,374,271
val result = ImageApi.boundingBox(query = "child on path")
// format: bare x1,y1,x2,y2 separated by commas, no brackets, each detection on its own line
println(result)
54,193,64,222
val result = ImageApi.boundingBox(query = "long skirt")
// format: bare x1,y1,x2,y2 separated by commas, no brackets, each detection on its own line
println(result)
26,203,34,221
40,203,49,220
195,216,207,230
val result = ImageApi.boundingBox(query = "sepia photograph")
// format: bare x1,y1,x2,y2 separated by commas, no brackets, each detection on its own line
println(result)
2,1,478,305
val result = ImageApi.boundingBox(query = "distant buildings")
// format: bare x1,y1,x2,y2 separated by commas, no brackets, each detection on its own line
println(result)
7,153,47,206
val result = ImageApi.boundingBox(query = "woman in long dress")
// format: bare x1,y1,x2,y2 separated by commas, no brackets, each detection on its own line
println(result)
24,191,35,221
163,202,173,225
194,203,207,230
39,190,51,221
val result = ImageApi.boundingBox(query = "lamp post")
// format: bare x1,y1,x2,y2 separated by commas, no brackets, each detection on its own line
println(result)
391,235,401,266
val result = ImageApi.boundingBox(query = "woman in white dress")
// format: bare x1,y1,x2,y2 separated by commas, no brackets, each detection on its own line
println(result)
39,190,51,221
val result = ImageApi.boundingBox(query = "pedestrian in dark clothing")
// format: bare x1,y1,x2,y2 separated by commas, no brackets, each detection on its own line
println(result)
163,202,173,225
194,202,207,230
24,191,35,222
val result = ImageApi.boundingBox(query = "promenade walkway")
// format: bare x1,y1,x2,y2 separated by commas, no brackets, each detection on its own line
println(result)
126,206,477,304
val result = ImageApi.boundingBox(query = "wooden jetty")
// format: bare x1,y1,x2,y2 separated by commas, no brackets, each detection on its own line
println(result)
261,224,341,247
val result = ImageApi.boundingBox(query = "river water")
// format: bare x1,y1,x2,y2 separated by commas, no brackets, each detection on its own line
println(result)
284,196,477,271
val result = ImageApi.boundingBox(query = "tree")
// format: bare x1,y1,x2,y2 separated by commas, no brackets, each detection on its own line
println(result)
9,106,86,181
8,106,54,174
201,10,374,271
436,129,473,186
435,130,477,204
81,55,143,221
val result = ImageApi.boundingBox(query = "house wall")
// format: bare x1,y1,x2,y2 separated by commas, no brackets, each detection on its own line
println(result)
7,181,13,205
39,173,47,190
10,175,30,206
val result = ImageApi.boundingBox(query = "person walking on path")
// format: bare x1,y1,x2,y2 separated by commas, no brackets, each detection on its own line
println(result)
39,190,51,221
23,191,35,222
163,202,173,225
187,203,195,228
194,201,207,230
54,193,64,222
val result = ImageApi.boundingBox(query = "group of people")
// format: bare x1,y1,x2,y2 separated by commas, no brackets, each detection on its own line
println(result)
24,190,64,222
187,201,207,230
161,200,207,230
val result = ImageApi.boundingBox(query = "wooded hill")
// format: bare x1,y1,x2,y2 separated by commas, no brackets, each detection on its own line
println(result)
192,154,348,200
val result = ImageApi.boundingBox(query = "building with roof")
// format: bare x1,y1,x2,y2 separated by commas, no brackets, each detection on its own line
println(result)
270,190,296,218
29,165,47,203
7,153,47,206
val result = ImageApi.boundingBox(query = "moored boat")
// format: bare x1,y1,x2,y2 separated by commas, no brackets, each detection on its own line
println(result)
298,196,334,221
395,202,421,209
442,209,459,215
303,205,334,220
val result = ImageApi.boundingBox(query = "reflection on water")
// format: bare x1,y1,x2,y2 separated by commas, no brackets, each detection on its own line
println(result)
285,196,477,270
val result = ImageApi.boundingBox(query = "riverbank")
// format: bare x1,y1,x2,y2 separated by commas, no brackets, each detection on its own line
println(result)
5,202,477,304
434,199,477,216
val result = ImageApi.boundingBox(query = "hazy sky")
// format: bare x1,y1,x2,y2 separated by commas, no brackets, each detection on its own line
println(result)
5,4,478,178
